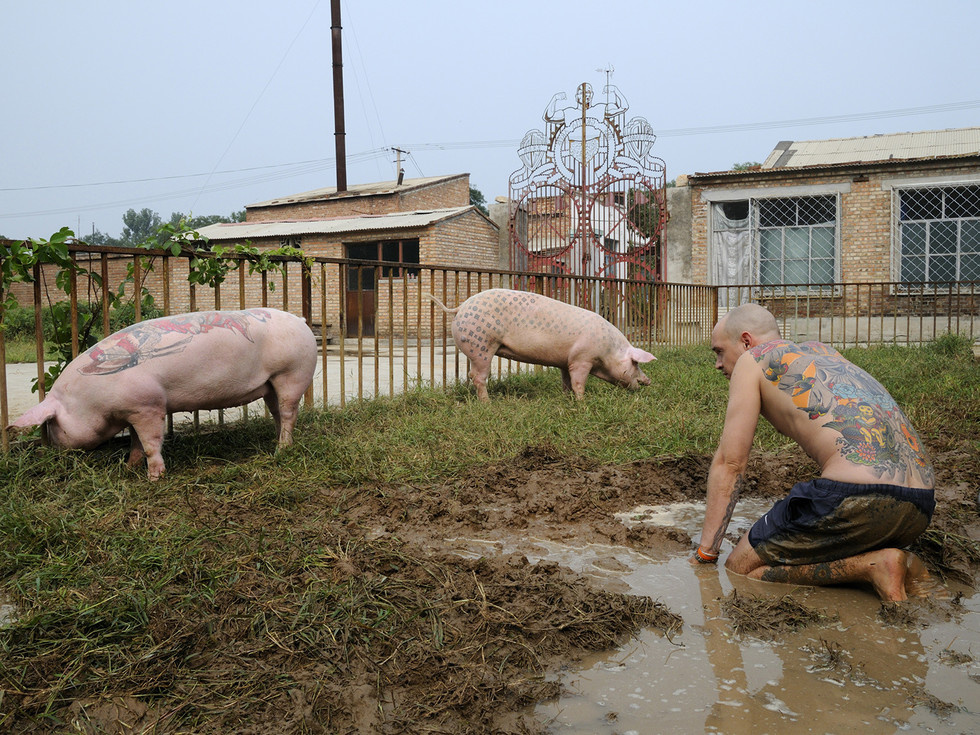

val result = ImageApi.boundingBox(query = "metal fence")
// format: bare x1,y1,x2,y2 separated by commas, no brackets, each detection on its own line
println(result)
1,243,977,449
719,281,980,348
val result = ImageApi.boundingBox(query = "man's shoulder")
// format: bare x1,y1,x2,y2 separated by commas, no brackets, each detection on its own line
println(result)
749,339,842,361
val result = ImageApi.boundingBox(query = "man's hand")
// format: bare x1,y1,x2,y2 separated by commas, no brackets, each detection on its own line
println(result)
690,545,719,565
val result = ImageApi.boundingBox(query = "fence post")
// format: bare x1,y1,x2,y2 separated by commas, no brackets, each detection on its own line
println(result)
301,260,314,406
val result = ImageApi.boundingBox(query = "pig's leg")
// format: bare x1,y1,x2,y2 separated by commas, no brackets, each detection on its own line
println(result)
467,356,493,402
566,362,592,400
127,431,146,468
560,368,573,393
264,379,302,447
262,391,282,439
127,406,168,480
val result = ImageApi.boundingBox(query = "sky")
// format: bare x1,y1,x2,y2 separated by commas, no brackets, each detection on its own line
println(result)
3,0,979,241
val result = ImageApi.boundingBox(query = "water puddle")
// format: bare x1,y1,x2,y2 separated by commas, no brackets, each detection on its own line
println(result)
450,500,980,733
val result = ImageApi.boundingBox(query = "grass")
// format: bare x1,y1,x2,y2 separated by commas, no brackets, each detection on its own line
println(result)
1,336,59,363
0,338,977,732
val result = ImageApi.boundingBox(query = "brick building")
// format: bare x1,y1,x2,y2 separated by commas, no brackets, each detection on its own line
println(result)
195,174,500,338
667,127,980,307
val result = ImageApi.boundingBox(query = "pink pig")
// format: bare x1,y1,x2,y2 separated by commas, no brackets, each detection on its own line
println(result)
431,288,655,401
8,308,317,480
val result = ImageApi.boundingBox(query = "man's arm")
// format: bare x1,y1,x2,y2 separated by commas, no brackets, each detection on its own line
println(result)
696,354,762,559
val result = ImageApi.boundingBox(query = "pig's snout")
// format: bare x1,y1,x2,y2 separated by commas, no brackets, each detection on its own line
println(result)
619,366,651,391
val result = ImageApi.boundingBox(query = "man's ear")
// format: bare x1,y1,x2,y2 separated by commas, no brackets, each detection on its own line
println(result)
740,331,753,348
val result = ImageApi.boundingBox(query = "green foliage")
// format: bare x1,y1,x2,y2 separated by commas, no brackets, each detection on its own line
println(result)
627,186,662,240
120,207,165,248
731,161,761,172
469,186,489,216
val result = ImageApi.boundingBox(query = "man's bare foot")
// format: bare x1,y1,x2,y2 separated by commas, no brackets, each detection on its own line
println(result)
902,552,952,600
867,548,912,601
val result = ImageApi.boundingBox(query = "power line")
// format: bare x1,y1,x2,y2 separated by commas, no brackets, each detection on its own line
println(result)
3,99,977,221
403,99,980,149
0,150,390,194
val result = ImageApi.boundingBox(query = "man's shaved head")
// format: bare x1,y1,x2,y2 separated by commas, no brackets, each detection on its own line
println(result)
717,303,782,343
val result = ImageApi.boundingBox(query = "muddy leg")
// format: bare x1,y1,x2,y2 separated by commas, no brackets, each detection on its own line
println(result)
749,548,949,602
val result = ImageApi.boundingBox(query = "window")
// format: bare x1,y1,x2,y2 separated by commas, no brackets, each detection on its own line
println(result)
345,239,420,284
757,195,837,287
898,185,980,285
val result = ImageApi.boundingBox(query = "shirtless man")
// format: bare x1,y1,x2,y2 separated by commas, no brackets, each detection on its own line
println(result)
693,303,943,601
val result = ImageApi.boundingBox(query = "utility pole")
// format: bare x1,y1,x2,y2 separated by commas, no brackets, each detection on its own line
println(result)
330,0,347,192
392,147,408,184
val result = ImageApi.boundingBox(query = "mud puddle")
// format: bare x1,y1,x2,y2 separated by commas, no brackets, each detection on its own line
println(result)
450,499,980,734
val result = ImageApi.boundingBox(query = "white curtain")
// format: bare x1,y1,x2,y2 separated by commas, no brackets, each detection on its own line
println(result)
710,202,752,308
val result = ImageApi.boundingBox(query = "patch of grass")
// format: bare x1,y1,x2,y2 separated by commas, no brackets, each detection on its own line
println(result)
1,335,59,363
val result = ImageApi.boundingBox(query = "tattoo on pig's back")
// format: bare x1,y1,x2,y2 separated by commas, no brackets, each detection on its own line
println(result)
80,310,272,376
454,291,605,358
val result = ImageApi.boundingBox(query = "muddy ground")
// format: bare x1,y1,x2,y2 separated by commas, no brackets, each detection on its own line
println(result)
11,441,980,734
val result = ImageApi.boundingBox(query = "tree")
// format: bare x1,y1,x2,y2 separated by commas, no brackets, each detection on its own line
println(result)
731,161,761,172
168,211,245,230
83,229,121,247
80,209,246,248
120,208,165,247
469,187,489,216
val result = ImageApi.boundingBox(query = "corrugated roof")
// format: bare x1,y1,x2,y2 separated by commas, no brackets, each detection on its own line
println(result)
246,174,467,208
194,206,473,241
762,127,980,168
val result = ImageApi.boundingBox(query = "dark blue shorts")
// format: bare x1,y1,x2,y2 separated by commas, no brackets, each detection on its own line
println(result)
748,478,935,566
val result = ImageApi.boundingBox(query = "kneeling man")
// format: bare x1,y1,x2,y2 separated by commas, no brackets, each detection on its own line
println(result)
694,303,943,601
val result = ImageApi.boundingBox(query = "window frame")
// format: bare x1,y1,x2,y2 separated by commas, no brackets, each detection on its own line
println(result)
754,194,839,290
893,183,980,290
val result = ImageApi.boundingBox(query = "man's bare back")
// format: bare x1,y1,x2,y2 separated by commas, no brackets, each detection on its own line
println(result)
748,339,934,490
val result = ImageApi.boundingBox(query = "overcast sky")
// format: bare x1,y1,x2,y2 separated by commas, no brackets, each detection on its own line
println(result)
3,0,979,240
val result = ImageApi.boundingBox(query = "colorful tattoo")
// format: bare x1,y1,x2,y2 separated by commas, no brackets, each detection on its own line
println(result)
80,309,272,376
750,340,932,485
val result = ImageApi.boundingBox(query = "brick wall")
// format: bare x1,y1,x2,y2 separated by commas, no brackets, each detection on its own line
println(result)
686,159,980,285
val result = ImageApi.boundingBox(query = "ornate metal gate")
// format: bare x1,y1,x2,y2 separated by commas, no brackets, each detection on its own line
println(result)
508,80,667,312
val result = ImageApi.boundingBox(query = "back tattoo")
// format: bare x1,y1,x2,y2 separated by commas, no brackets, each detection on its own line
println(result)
750,340,932,485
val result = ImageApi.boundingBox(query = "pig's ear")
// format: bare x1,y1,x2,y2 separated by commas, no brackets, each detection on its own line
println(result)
628,347,656,364
8,399,58,434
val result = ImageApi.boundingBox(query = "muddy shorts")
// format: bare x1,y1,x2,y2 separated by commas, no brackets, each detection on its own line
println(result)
748,478,935,567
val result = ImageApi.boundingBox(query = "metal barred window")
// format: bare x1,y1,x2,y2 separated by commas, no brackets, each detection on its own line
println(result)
897,184,980,288
755,194,837,288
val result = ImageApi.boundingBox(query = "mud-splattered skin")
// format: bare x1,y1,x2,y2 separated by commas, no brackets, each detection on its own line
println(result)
443,289,655,401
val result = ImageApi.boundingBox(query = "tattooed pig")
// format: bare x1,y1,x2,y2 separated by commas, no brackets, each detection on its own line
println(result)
8,308,317,480
430,289,655,401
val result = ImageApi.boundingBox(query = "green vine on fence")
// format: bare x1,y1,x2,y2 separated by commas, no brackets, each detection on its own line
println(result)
2,220,307,393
